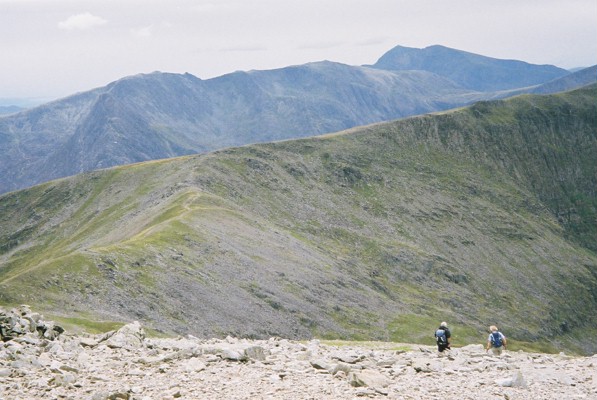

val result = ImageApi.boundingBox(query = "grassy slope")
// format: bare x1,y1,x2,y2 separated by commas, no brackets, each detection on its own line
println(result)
0,85,596,354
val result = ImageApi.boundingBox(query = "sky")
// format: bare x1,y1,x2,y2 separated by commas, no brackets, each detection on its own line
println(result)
1,0,596,105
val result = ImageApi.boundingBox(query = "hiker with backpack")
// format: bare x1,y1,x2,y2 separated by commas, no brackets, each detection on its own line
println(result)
434,321,451,353
486,325,507,355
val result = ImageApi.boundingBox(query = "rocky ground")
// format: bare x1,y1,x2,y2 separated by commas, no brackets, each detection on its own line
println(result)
1,306,597,399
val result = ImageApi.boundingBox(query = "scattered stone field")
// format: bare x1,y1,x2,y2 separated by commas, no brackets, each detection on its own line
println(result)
1,306,596,399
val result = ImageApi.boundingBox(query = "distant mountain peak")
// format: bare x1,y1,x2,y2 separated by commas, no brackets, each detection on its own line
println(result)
370,44,569,91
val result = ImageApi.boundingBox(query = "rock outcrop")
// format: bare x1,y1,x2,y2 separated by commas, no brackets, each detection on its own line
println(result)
0,305,64,342
1,306,596,399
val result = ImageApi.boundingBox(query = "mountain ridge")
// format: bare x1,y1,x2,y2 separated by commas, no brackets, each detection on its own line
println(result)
1,84,595,354
1,44,594,195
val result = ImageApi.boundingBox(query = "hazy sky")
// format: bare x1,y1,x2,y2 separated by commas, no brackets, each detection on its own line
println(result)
2,0,596,103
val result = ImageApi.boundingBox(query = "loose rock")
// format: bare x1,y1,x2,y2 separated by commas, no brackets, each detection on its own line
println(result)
1,306,596,399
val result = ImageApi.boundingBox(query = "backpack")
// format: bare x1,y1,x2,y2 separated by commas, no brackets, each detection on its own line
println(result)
491,332,503,347
435,329,447,345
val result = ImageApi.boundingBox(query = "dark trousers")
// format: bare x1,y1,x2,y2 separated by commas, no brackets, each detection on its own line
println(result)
438,344,450,352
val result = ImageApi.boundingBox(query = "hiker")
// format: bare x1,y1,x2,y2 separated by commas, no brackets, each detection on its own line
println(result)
486,325,507,355
434,321,451,353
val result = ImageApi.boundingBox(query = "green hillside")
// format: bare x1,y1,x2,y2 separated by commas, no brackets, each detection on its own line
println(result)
1,84,596,354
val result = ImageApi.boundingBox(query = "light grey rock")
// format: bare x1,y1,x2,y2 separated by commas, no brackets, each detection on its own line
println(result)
104,321,145,350
495,370,527,388
412,359,434,373
127,368,146,376
41,321,64,340
348,369,391,389
160,347,202,362
92,391,130,400
47,342,65,357
49,359,63,372
221,348,246,362
334,370,348,380
79,337,99,348
460,344,485,354
334,353,365,364
182,357,206,372
376,358,397,368
50,371,77,387
2,312,597,399
244,345,267,361
310,359,330,370
329,362,352,375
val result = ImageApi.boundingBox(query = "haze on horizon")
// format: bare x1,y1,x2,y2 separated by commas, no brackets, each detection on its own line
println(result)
1,0,596,105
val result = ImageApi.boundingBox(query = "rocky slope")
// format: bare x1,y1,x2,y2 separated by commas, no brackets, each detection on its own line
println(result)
0,85,596,355
2,306,596,400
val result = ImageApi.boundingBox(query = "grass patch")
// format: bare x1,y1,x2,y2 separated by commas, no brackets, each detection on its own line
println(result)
388,314,439,345
328,307,381,340
506,339,562,355
317,339,413,352
388,314,495,348
47,315,125,334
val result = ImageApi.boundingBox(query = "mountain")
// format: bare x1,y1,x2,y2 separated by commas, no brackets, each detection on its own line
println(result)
370,45,569,91
0,45,587,195
0,64,472,194
529,64,597,94
1,84,595,354
0,105,24,116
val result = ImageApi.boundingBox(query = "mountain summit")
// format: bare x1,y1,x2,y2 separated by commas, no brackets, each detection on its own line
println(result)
370,45,569,91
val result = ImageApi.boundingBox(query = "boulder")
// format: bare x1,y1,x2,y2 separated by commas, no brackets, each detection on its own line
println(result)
496,370,527,388
244,345,267,361
104,321,145,350
348,369,391,389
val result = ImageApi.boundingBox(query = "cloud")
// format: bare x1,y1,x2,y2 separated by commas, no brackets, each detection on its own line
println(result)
58,12,107,30
131,25,153,38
